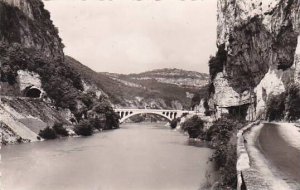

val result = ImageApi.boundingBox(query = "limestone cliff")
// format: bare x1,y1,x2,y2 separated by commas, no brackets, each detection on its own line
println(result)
210,0,300,120
0,0,118,143
0,0,64,58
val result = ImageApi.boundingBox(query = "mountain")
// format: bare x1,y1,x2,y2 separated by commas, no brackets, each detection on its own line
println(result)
66,57,209,110
100,69,208,109
0,0,119,144
209,0,300,121
126,68,209,87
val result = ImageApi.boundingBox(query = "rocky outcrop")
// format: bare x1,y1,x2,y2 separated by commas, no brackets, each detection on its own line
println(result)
0,0,64,58
17,70,45,97
0,0,118,144
210,0,300,120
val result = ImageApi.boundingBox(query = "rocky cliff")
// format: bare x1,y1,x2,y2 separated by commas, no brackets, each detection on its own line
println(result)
210,0,300,120
0,0,118,143
0,0,63,58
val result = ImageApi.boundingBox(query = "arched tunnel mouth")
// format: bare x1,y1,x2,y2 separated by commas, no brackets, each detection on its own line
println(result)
24,87,42,98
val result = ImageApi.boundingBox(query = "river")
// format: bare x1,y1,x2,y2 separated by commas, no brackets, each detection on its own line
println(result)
1,122,213,190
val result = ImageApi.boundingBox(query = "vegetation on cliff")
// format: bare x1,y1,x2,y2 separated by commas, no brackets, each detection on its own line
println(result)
0,42,83,110
266,83,300,121
208,44,227,80
0,1,119,139
0,0,64,58
181,115,205,138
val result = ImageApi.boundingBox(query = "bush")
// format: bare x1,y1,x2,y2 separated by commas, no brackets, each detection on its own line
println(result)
191,93,201,110
89,117,104,131
170,118,179,129
215,139,237,187
266,93,286,121
285,84,300,121
92,100,120,130
74,120,94,136
104,112,120,130
52,122,69,137
209,44,227,80
39,127,57,140
181,116,204,138
206,117,243,188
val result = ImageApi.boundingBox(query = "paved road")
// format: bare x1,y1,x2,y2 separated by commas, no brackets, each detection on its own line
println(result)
257,123,300,188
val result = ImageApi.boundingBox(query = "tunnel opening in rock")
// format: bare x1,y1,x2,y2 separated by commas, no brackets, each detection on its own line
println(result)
24,87,42,98
227,104,249,120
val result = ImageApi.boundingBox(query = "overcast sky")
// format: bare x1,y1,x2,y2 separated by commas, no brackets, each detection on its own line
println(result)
44,0,217,74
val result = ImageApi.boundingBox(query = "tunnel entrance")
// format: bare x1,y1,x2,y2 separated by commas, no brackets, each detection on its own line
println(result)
227,104,249,120
24,87,42,98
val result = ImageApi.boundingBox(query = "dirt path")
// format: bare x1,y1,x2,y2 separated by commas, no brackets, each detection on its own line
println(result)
257,123,300,188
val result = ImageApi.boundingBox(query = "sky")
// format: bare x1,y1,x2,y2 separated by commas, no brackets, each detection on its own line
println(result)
43,0,217,74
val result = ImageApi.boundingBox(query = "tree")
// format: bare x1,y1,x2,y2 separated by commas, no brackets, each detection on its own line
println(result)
52,122,69,137
39,127,57,140
181,116,204,138
74,120,94,136
170,118,179,129
205,117,242,188
93,100,120,130
285,84,300,121
209,44,227,80
266,93,286,121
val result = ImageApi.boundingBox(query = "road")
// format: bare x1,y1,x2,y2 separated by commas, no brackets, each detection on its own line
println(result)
257,123,300,188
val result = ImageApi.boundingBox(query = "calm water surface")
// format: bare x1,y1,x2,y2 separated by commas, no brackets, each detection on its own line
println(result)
1,122,213,190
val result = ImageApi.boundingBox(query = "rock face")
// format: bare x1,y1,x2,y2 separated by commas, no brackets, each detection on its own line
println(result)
0,0,118,143
130,68,209,88
0,0,64,58
210,0,300,120
17,70,44,97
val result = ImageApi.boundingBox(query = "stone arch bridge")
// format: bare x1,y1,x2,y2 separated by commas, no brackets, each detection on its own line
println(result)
115,108,195,123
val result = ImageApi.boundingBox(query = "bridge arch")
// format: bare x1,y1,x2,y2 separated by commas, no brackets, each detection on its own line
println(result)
117,111,174,123
115,109,193,124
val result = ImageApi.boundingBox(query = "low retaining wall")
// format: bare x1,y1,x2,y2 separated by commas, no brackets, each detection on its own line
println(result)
236,121,260,190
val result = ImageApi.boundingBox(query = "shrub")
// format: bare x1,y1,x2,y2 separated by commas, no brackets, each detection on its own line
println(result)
92,100,120,130
209,44,227,80
216,138,237,187
266,93,286,121
181,116,204,138
170,118,179,129
89,117,104,131
52,122,69,137
206,117,242,188
285,84,300,121
74,120,94,136
104,111,120,130
191,93,201,110
39,127,57,140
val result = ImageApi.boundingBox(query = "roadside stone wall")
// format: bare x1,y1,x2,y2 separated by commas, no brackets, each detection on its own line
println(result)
236,121,270,190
